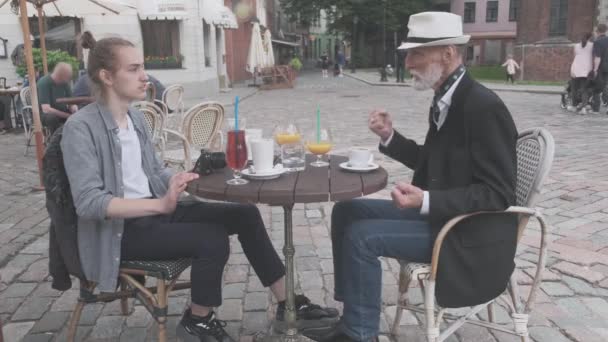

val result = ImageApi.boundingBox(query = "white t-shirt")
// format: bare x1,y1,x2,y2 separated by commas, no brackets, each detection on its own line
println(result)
118,115,152,199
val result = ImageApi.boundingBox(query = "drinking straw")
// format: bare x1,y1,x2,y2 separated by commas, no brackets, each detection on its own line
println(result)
316,105,320,143
235,96,240,131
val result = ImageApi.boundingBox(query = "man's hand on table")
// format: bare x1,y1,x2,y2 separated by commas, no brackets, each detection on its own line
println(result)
159,172,199,214
391,182,424,209
369,108,394,143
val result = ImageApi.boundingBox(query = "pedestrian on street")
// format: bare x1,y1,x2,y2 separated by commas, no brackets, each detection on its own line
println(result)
314,12,518,342
569,32,594,113
502,54,520,84
60,36,338,342
591,24,608,114
395,46,406,83
337,50,346,77
321,52,330,78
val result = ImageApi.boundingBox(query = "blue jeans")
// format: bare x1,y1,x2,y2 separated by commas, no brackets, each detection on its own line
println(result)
331,199,433,341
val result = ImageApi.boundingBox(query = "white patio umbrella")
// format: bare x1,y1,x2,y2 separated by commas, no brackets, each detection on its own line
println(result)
262,28,275,67
246,22,265,76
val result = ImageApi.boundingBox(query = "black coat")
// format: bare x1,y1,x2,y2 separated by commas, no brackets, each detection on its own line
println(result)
379,73,519,308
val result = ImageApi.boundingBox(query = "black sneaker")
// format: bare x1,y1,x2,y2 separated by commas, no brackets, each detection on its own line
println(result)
177,309,235,342
274,295,339,336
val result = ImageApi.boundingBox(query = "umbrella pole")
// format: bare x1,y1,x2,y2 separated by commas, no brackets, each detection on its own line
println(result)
19,0,46,190
36,5,48,75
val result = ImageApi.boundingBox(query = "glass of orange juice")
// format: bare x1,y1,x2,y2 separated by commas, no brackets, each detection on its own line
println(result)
306,128,332,167
274,123,306,171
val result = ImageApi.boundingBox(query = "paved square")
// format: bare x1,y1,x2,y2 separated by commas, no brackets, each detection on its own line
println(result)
1,72,608,341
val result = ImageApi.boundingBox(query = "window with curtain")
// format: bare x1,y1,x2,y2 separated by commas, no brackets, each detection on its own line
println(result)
140,19,181,69
549,0,568,36
464,2,476,23
486,1,498,23
509,0,520,22
28,16,81,57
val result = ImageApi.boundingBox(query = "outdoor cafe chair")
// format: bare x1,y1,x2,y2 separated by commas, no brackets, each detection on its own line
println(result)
161,84,185,131
391,128,555,342
163,101,224,171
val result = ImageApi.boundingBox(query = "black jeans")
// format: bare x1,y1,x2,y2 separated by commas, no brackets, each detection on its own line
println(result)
121,201,285,307
571,77,590,107
592,72,608,112
42,112,67,135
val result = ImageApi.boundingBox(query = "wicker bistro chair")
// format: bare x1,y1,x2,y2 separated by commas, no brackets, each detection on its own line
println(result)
163,101,225,171
162,84,185,131
391,128,555,342
20,86,35,155
66,259,192,342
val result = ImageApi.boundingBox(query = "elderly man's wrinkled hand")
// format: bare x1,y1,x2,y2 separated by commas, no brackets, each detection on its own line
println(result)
368,109,393,141
391,182,424,209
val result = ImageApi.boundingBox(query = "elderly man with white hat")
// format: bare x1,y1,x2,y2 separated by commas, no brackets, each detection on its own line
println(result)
315,12,519,342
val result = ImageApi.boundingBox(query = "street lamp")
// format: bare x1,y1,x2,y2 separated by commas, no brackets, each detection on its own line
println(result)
380,0,388,82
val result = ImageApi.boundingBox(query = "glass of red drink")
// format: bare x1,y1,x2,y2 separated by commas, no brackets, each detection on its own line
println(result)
226,130,249,185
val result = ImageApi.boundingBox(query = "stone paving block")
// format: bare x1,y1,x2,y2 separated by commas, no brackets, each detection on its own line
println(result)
22,333,54,342
0,254,40,283
88,316,125,339
455,324,498,342
224,265,249,283
101,298,134,316
29,311,71,334
561,275,608,296
0,297,24,314
223,283,247,299
563,326,608,342
168,296,189,316
217,299,243,321
0,282,36,299
18,258,49,282
529,326,572,342
247,276,266,292
11,295,54,321
242,312,268,335
78,303,105,326
3,321,35,342
29,282,62,298
49,289,79,312
581,297,608,321
296,257,321,271
20,236,49,255
245,292,269,311
384,305,418,326
119,327,148,342
125,306,152,328
298,271,323,290
552,261,605,283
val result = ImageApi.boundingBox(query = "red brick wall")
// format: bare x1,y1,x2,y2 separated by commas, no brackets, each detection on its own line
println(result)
225,0,256,83
514,44,574,81
515,0,596,81
517,0,596,44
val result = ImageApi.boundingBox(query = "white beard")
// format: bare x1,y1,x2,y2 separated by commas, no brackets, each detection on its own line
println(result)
411,63,443,91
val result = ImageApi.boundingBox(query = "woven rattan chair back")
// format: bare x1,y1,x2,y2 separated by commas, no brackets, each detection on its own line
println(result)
181,102,224,150
162,84,184,112
133,101,165,143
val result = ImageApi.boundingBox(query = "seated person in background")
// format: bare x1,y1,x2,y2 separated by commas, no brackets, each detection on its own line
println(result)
37,62,77,134
73,73,165,102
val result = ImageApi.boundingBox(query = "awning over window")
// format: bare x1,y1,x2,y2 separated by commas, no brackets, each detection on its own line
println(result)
202,0,238,29
137,0,187,20
271,39,299,48
0,0,137,18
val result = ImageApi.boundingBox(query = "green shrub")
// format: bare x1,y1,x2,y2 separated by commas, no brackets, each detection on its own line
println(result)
15,48,79,78
289,57,303,71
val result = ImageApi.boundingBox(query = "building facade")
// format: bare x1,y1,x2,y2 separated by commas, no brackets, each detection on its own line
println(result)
0,0,236,96
451,0,518,65
514,0,597,81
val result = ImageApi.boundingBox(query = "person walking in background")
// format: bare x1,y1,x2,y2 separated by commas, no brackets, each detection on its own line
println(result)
395,46,406,83
502,54,520,84
321,52,330,78
592,24,608,114
337,50,346,77
569,33,594,114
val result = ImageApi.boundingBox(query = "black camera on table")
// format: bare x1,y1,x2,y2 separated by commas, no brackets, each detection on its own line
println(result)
193,149,227,175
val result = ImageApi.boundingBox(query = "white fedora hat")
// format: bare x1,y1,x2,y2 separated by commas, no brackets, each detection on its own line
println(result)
398,12,470,50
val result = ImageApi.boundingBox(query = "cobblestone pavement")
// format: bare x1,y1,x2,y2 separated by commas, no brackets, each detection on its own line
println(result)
2,71,608,341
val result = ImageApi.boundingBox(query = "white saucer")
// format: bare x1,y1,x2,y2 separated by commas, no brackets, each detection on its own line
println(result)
242,165,286,180
339,162,380,173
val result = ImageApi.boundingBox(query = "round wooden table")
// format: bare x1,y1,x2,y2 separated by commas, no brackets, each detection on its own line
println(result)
187,154,388,341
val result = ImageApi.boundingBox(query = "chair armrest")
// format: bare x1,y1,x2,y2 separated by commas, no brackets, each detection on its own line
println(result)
429,206,548,281
163,128,192,170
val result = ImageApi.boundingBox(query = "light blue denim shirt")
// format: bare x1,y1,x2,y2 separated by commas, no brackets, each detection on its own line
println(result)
61,101,173,291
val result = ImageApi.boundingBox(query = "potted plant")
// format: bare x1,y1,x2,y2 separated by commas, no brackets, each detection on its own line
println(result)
165,55,182,69
16,48,79,78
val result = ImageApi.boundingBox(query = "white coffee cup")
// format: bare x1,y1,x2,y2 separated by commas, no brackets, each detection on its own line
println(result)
245,129,263,160
348,148,374,168
251,139,274,172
